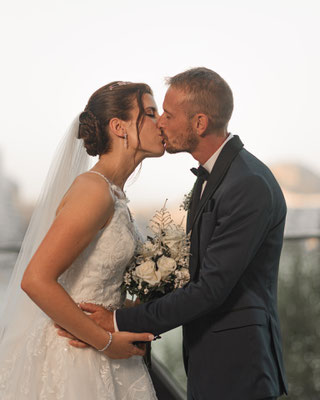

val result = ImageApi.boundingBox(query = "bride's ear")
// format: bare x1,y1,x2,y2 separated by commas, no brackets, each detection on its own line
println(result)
109,117,127,140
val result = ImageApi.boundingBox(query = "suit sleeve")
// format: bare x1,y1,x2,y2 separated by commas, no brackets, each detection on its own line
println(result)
116,174,273,335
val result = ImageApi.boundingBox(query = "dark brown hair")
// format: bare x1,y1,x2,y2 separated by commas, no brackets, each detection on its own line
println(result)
166,67,233,132
78,82,152,156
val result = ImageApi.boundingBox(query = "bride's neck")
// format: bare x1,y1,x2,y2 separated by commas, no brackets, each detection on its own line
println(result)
91,149,142,190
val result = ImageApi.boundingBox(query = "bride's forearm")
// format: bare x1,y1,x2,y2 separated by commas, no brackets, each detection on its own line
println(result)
21,278,109,350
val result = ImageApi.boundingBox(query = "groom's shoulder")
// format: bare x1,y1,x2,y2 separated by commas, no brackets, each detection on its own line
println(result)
231,147,272,177
227,147,282,193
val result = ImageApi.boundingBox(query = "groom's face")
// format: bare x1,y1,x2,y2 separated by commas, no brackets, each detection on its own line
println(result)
157,87,199,154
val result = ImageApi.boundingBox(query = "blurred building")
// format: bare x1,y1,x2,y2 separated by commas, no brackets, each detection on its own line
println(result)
271,163,320,237
133,162,320,239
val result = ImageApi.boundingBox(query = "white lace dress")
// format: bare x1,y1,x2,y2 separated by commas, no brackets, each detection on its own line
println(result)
0,173,157,400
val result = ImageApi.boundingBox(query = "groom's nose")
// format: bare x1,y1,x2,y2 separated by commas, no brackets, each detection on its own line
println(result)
157,113,165,130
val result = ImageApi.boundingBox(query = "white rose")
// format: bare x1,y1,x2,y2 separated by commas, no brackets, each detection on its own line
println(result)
157,256,177,279
135,260,162,286
140,240,157,258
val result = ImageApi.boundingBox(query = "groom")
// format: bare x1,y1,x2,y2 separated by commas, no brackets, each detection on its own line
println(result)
63,68,288,399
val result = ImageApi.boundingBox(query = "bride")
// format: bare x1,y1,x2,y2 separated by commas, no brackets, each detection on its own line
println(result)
0,81,164,399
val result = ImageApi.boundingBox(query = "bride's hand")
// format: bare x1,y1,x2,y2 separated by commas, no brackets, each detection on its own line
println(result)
104,331,154,359
55,325,154,358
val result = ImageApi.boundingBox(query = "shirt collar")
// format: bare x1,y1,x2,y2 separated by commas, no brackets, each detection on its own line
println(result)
202,133,233,174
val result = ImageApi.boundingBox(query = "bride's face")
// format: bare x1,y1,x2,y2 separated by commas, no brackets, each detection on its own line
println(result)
128,94,165,158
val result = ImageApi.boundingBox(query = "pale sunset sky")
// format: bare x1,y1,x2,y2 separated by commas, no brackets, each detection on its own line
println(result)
0,0,319,212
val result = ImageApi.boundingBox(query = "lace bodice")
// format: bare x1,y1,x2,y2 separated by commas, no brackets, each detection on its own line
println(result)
59,172,139,310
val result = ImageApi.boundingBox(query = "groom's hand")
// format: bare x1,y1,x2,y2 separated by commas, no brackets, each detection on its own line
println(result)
55,303,114,348
79,302,114,332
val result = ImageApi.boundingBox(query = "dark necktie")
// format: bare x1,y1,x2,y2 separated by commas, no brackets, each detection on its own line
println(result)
188,166,209,230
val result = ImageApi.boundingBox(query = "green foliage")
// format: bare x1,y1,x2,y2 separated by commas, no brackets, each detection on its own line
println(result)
278,238,320,399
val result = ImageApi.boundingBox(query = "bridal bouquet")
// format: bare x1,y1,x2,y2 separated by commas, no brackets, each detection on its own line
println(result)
123,201,190,303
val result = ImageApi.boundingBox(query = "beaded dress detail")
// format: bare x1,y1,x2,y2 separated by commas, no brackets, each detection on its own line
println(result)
0,171,157,400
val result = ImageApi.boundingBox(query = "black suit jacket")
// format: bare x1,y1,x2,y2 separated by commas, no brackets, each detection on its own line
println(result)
117,136,288,400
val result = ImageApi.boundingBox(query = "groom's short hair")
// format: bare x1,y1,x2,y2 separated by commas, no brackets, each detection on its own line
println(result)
166,67,233,132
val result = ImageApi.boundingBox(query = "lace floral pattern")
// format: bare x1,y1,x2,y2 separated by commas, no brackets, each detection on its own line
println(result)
0,188,157,399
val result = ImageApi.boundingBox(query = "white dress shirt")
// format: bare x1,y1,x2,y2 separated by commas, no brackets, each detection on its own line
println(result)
200,133,233,196
114,134,234,332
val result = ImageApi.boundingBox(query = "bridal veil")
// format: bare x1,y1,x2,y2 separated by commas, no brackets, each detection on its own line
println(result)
0,115,90,360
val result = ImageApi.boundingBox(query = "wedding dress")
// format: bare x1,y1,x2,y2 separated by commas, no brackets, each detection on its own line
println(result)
0,172,157,400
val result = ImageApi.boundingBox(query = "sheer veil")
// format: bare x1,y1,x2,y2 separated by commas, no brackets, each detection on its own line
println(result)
0,115,90,360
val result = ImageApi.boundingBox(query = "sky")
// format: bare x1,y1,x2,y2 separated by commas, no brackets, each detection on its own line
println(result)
0,0,320,212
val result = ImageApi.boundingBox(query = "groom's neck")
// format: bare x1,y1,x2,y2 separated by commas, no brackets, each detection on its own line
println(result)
191,131,229,165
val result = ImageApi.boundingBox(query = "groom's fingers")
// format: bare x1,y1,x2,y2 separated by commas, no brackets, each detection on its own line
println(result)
82,306,114,332
69,339,89,348
79,302,101,313
54,324,73,338
54,323,78,340
57,328,76,340
129,333,153,356
129,332,154,356
130,344,146,356
130,332,154,343
55,327,89,348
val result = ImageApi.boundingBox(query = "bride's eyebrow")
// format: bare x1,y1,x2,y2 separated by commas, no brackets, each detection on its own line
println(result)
144,106,157,113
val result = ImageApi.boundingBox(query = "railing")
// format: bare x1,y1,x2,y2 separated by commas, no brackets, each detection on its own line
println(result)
150,356,187,400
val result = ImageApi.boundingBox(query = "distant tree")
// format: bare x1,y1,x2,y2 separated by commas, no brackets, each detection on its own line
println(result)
278,238,320,399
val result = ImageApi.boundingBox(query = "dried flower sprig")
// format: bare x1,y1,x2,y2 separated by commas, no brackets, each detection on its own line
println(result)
123,200,190,303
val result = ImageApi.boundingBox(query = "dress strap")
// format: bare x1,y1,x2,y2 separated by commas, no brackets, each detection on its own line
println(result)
87,170,111,185
87,171,127,201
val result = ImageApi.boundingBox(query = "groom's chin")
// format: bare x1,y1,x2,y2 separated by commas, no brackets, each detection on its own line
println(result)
165,146,182,154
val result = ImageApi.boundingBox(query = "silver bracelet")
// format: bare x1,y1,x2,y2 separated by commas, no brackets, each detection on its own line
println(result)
98,331,112,352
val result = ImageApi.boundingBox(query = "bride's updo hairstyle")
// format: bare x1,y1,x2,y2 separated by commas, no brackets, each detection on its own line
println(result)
78,81,152,156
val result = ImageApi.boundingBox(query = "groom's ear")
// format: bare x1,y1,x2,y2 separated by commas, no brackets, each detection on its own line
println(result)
193,113,209,137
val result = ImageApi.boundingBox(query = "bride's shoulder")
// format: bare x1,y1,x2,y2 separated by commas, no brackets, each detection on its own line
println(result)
56,173,115,219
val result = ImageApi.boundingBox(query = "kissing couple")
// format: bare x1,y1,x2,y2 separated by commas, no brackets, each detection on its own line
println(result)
0,67,288,399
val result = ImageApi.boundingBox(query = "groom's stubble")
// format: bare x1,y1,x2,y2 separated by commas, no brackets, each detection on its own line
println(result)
164,122,199,155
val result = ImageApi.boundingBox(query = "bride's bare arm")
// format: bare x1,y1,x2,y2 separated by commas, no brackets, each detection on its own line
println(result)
21,174,152,358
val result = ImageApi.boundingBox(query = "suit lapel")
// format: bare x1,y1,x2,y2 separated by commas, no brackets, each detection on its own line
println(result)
189,135,244,233
186,181,197,233
188,135,244,280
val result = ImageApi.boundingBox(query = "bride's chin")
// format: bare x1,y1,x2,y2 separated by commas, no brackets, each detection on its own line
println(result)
153,149,165,158
147,147,165,158
157,145,166,157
